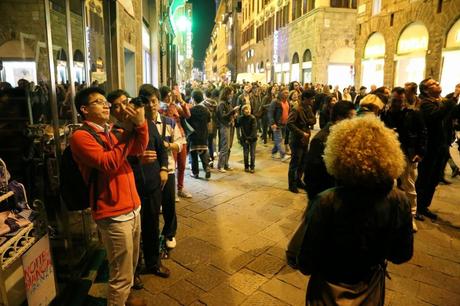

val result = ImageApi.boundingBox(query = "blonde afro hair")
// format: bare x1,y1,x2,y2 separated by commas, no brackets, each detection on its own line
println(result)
324,115,405,188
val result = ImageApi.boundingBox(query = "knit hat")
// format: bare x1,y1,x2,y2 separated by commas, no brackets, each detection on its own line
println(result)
359,94,384,111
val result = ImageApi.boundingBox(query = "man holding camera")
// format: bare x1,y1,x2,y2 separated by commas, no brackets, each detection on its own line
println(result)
71,87,148,306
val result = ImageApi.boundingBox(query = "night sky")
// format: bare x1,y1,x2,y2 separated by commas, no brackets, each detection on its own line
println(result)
189,0,216,68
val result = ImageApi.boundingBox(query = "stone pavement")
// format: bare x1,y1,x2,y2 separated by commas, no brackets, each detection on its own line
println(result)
89,137,460,306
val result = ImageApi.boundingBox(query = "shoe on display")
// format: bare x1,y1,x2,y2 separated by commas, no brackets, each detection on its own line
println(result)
132,274,144,290
178,189,192,198
166,237,176,249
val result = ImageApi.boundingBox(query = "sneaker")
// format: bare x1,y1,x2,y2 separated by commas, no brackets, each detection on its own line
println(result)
209,161,214,168
244,168,250,172
281,156,290,162
218,168,227,173
250,169,255,173
190,173,199,179
224,167,234,171
178,189,192,198
166,237,176,249
175,197,180,202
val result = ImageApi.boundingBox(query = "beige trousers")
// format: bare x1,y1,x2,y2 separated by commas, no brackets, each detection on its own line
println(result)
97,213,141,306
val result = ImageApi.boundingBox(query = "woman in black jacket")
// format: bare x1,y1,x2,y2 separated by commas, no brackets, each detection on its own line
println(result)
293,116,413,305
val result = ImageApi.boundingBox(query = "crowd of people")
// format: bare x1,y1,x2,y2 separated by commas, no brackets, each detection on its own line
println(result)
3,75,457,305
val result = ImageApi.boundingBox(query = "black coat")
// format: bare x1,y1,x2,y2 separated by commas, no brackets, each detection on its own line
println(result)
188,104,210,147
236,114,258,142
298,186,413,284
287,103,316,147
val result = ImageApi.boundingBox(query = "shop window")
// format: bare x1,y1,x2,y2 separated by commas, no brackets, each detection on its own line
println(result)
394,22,429,86
291,52,300,82
302,49,312,84
440,18,460,92
328,47,355,89
361,32,385,89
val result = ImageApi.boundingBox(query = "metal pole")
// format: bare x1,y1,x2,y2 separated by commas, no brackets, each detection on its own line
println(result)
65,0,78,123
44,0,62,159
82,0,91,87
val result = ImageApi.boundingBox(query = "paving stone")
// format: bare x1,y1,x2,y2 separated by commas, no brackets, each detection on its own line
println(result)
258,223,294,243
247,253,286,278
148,293,181,306
186,265,230,291
384,289,432,306
240,291,289,306
385,274,421,297
412,265,460,294
163,280,205,305
275,265,308,290
259,277,305,306
228,269,269,295
172,236,219,271
266,240,288,260
199,283,247,306
211,248,255,274
236,234,277,257
142,260,191,294
417,282,460,306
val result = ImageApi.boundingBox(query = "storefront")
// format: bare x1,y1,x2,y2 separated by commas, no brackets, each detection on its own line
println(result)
440,18,460,93
302,49,312,84
328,47,354,89
282,61,290,84
361,32,385,89
394,22,429,87
0,0,120,303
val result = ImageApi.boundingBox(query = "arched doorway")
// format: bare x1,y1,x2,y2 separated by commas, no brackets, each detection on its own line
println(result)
440,18,460,93
282,55,290,84
302,49,312,84
394,22,429,86
56,48,68,84
291,52,300,82
361,32,385,88
328,47,354,89
73,49,85,84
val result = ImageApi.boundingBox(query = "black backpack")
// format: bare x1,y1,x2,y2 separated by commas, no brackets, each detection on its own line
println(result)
60,124,106,211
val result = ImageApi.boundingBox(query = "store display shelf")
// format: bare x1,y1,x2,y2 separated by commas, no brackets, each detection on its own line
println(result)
0,223,35,270
0,192,14,203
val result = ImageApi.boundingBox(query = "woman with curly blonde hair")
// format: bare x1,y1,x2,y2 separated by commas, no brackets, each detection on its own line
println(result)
292,116,414,306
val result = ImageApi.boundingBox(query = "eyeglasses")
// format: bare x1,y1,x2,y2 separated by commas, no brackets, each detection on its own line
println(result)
88,99,111,107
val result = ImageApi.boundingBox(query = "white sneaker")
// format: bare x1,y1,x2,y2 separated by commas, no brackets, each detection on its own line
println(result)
175,197,180,202
166,237,176,249
281,156,290,162
218,168,227,173
178,189,192,198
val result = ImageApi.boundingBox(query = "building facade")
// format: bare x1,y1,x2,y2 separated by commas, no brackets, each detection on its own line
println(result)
238,0,357,88
354,0,460,92
204,0,242,82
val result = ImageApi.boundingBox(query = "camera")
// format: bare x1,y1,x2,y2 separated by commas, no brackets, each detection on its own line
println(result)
129,96,149,107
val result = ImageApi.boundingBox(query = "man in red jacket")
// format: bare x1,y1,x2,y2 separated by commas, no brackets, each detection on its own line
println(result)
70,87,148,306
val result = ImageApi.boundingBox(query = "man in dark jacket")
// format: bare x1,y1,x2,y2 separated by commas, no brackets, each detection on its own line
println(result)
203,88,219,167
381,87,427,231
415,78,457,220
236,104,258,173
287,89,316,193
303,101,355,199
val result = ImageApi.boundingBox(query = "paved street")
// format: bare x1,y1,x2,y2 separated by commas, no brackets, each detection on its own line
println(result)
89,133,460,306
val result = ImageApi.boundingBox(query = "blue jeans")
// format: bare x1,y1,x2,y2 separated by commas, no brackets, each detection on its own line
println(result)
218,126,231,169
271,126,286,157
243,141,256,169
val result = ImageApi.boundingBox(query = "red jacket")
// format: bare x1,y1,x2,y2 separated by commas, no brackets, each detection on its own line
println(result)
70,121,148,220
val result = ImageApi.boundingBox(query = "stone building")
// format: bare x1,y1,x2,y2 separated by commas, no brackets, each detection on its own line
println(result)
239,0,357,88
204,0,242,82
354,0,460,92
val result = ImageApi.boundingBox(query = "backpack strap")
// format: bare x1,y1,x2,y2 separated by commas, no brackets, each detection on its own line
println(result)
76,124,108,211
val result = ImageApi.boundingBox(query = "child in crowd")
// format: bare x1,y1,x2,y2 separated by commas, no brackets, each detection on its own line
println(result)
237,105,258,173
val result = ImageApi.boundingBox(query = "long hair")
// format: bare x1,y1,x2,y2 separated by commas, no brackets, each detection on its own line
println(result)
219,86,233,102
